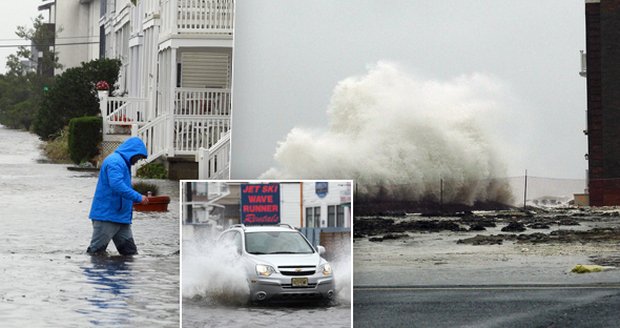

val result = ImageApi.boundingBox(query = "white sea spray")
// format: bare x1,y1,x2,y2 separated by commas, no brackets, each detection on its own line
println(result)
262,62,513,205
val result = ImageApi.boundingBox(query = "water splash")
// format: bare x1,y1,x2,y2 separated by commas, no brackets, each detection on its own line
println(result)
331,249,351,305
182,238,250,305
261,62,513,205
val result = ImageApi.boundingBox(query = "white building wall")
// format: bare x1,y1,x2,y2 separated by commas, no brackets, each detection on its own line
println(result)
302,181,352,228
53,0,100,74
280,183,302,228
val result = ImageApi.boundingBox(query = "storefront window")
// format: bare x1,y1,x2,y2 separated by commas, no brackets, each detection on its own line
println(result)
337,205,345,227
328,205,336,227
313,206,321,227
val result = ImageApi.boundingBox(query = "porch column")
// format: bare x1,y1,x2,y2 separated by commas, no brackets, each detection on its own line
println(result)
131,124,139,177
196,147,210,179
167,47,177,157
99,91,109,135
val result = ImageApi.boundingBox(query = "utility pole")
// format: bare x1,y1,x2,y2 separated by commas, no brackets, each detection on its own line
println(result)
185,181,193,224
440,178,444,212
523,170,528,211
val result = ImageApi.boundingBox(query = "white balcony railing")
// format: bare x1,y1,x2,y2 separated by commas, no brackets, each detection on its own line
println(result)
161,0,234,36
143,0,161,17
136,114,169,162
100,95,148,135
174,88,231,116
197,131,230,179
174,115,230,155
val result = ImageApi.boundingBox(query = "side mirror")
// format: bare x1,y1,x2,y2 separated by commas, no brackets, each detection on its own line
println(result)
317,245,326,255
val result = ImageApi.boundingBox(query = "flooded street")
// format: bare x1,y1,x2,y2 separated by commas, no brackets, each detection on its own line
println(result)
182,299,351,328
182,231,352,327
0,126,179,327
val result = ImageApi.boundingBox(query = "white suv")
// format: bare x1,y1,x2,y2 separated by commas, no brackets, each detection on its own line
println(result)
217,224,335,303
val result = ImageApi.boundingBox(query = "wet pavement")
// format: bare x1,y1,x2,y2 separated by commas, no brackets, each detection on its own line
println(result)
354,211,620,326
0,126,179,327
355,286,620,328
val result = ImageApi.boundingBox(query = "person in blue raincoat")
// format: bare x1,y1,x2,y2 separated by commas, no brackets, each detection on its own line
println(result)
87,137,149,255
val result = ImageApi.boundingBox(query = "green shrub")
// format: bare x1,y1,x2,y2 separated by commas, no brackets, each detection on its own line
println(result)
68,116,102,164
42,126,71,163
132,181,159,196
137,162,168,179
1,98,37,130
33,58,121,139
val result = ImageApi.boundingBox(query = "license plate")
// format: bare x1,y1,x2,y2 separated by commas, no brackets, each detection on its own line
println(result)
291,277,308,287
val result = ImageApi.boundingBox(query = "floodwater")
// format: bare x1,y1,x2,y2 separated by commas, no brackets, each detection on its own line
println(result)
0,126,179,327
182,232,352,327
183,300,351,328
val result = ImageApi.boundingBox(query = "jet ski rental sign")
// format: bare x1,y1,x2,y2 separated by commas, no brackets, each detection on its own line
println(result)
241,183,280,224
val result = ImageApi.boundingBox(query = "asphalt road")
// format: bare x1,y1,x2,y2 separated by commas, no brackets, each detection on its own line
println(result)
354,285,620,328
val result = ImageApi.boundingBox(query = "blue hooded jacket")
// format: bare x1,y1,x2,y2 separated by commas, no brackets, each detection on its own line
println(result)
89,137,148,224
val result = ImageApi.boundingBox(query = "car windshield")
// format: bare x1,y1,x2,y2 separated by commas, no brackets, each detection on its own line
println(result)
245,231,315,255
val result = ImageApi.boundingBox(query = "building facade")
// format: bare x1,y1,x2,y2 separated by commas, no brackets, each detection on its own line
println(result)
182,181,352,231
38,0,101,75
40,0,234,179
584,0,620,205
100,0,234,180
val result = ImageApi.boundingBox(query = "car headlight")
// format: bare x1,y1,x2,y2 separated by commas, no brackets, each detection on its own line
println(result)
256,264,276,277
321,263,333,276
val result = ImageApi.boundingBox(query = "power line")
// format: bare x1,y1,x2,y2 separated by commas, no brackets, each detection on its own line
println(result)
0,41,100,48
0,35,99,42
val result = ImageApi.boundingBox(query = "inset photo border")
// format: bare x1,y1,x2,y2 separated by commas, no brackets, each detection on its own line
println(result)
179,180,353,328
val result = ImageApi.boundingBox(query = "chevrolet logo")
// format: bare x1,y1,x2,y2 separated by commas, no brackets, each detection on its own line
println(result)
295,268,302,272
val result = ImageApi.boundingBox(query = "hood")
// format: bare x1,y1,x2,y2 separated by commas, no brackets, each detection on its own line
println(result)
115,137,147,163
247,252,322,268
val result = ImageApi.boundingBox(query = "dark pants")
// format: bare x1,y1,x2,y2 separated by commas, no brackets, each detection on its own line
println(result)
87,220,138,255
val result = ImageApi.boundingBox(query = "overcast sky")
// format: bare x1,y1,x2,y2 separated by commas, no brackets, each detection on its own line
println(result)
231,0,587,180
0,1,589,181
0,1,43,74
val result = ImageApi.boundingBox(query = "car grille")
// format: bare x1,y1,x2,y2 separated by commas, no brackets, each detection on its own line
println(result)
278,265,316,276
282,283,318,289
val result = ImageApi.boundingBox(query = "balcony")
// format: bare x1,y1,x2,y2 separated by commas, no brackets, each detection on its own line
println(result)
161,0,234,38
173,116,230,155
170,87,231,155
174,87,231,116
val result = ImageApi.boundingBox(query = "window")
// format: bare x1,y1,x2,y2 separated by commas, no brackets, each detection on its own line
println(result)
245,231,314,254
305,207,313,228
313,206,321,227
337,205,345,227
306,206,321,228
328,206,336,227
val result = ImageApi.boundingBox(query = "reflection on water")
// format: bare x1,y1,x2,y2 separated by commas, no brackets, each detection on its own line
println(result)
0,126,179,327
79,256,134,326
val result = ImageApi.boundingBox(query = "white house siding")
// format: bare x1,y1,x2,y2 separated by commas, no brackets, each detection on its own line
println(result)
142,25,160,119
180,50,232,88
